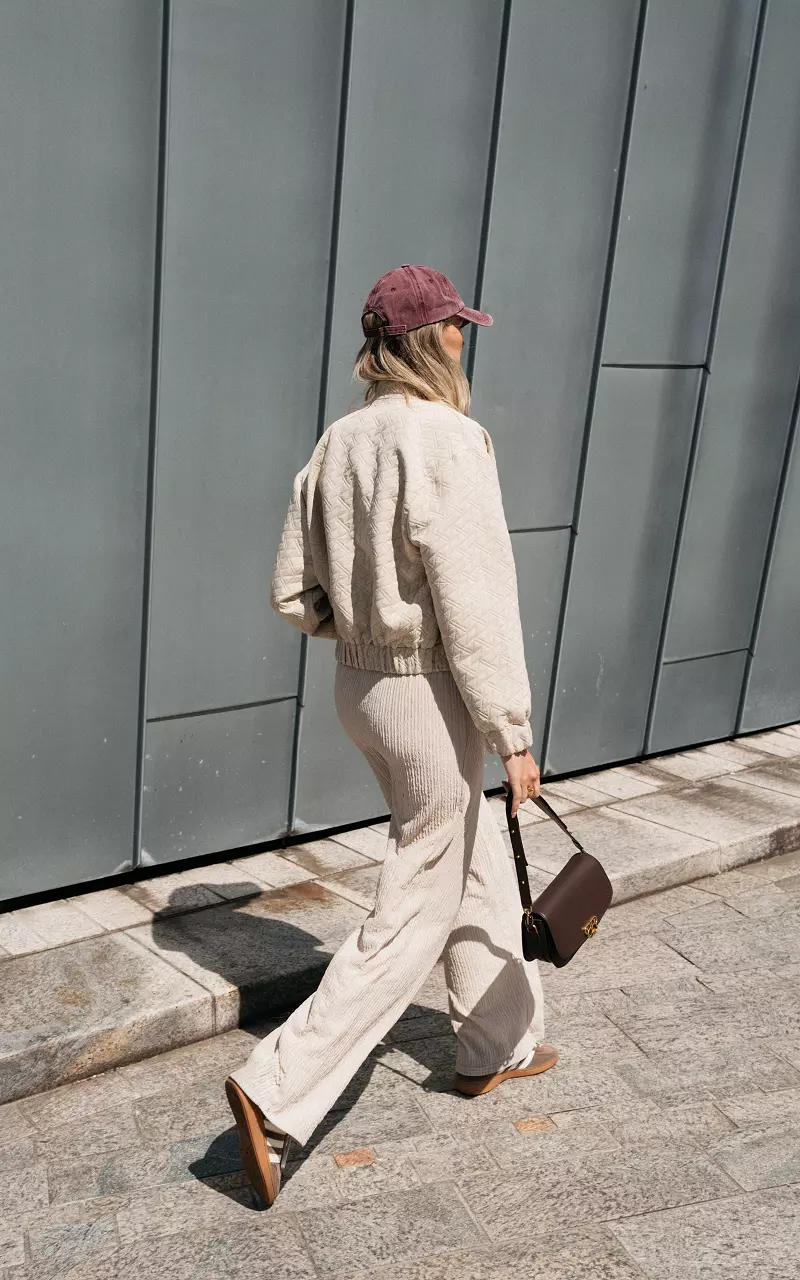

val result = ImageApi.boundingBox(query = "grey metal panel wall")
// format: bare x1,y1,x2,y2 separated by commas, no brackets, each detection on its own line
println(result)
514,530,572,765
140,0,347,861
294,0,504,831
141,701,295,863
664,0,800,661
322,0,504,424
470,0,638,530
649,652,748,754
741,423,800,730
546,369,701,775
294,645,387,835
5,1,800,902
603,0,758,365
483,529,571,792
0,2,162,899
147,0,347,718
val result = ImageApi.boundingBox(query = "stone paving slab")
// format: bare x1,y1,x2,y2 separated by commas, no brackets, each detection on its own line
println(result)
128,883,368,1033
706,1121,800,1191
736,757,800,799
457,1146,740,1246
515,805,720,901
1,728,799,1107
0,934,214,1104
0,870,799,1275
351,1228,650,1280
298,1183,485,1276
743,729,800,757
609,1185,800,1280
613,775,800,869
699,738,773,768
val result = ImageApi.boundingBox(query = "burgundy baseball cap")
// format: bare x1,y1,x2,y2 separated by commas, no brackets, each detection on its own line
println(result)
362,264,493,337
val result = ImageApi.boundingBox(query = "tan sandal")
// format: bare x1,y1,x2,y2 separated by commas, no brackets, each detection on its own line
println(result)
224,1077,288,1205
452,1043,559,1096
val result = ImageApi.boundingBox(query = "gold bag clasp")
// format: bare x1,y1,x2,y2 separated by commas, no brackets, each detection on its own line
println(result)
582,915,599,938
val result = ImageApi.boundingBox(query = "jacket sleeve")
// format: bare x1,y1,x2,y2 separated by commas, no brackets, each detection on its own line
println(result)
415,424,533,757
270,462,338,639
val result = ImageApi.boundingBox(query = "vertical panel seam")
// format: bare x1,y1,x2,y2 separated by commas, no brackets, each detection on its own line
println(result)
643,0,769,751
539,0,649,772
132,0,173,872
736,362,800,730
313,0,356,443
702,0,769,375
465,0,513,386
287,0,355,834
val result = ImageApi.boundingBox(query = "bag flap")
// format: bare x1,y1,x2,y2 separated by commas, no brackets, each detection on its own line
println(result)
532,852,613,956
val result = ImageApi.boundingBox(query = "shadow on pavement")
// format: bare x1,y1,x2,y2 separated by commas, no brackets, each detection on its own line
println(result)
148,879,451,1204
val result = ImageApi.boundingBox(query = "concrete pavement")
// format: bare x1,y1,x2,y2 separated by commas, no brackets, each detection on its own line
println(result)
1,728,800,1105
1,838,799,1276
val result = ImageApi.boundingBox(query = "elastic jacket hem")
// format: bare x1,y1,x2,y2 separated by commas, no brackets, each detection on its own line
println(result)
335,637,450,676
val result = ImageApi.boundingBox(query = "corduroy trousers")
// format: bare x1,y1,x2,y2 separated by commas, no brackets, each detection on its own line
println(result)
229,662,546,1146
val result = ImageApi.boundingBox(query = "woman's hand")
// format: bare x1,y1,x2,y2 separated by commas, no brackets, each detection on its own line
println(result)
502,749,541,817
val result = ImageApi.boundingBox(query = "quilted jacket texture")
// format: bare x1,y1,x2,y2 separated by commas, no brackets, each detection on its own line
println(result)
270,386,533,757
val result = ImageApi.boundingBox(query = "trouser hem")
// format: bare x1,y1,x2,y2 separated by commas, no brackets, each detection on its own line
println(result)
227,1069,306,1147
454,1034,539,1077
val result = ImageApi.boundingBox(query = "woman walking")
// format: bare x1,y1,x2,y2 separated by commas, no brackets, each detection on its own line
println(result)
225,264,558,1204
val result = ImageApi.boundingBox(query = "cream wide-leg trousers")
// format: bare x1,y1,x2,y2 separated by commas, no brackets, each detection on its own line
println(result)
229,662,546,1146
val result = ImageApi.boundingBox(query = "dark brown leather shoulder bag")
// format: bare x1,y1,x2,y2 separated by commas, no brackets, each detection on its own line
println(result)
504,784,613,967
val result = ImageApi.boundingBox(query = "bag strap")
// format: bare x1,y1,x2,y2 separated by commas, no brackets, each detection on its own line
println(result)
505,785,535,913
503,784,589,913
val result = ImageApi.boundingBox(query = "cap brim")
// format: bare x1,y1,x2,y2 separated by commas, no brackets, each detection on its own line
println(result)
457,306,493,327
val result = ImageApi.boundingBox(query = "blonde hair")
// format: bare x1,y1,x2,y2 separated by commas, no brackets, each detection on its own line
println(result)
353,313,471,415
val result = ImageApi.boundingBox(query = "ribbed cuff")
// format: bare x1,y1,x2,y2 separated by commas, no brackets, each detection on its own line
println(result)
484,720,533,758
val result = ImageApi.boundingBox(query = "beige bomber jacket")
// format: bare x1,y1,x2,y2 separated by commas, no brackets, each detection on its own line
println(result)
270,386,533,758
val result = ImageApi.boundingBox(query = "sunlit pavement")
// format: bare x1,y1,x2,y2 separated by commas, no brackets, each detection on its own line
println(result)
2,841,800,1278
